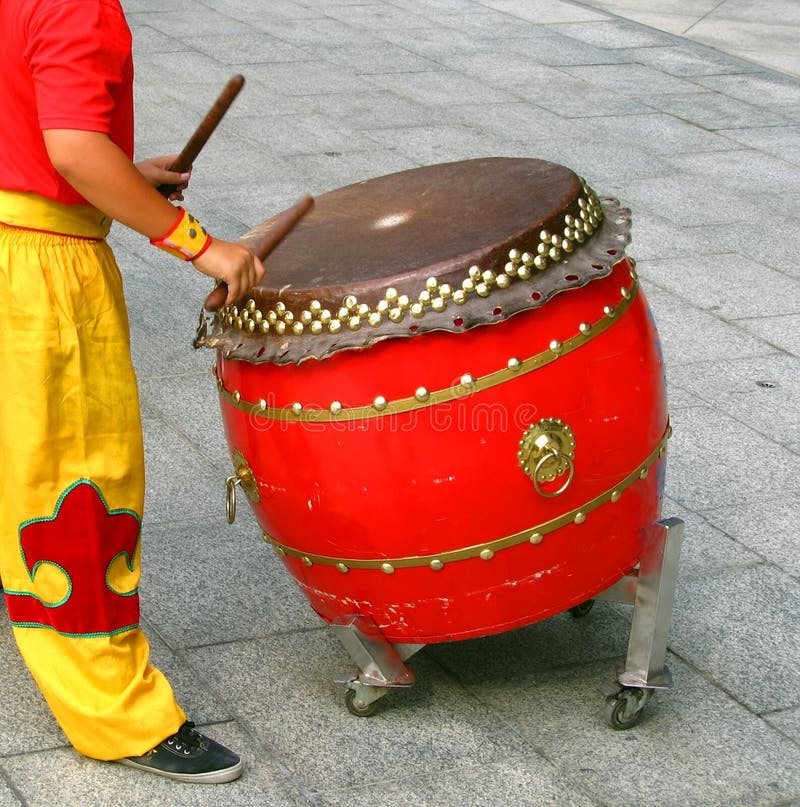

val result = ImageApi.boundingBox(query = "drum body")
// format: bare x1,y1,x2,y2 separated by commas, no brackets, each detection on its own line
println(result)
203,158,669,644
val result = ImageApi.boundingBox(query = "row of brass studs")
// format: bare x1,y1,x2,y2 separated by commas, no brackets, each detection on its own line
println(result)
218,183,604,336
215,266,639,423
261,422,672,572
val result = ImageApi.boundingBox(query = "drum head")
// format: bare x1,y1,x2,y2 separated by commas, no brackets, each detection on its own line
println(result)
199,157,631,364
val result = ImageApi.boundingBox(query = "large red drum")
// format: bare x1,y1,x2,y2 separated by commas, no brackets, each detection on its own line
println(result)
198,157,670,644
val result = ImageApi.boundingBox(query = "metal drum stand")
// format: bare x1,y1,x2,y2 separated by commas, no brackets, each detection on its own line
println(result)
333,518,684,729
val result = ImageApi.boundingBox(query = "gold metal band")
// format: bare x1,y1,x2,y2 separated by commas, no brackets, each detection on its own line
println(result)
216,266,640,423
261,422,672,573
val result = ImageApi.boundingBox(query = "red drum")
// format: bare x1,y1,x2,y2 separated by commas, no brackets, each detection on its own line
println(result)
198,158,670,644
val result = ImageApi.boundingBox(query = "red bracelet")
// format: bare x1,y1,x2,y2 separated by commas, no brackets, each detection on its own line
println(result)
150,207,212,261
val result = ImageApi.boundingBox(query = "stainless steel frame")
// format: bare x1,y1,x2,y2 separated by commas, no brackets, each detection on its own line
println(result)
333,517,684,727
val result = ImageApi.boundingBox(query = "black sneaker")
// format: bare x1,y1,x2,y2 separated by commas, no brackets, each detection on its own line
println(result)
118,721,242,783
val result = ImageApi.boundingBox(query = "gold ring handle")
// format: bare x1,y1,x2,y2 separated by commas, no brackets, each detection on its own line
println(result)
225,474,242,524
532,450,575,498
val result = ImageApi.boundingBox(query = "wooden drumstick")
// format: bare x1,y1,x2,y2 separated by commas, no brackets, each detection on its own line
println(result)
157,74,246,197
203,194,315,311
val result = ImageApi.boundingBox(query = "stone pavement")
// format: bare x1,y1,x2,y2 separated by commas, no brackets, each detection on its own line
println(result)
2,0,799,805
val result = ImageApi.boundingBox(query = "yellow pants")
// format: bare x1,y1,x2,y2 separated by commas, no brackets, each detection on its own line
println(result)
0,191,185,760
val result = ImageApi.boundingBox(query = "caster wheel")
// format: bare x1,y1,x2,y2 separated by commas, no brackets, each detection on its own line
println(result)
569,599,595,618
344,688,379,717
604,687,652,730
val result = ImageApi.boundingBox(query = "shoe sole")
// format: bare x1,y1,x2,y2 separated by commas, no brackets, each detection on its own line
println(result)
117,757,243,784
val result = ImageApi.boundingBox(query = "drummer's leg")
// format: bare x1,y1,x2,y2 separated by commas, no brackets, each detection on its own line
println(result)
0,230,186,760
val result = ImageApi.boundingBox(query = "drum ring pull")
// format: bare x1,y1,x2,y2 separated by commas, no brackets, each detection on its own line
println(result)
225,474,241,524
533,450,575,498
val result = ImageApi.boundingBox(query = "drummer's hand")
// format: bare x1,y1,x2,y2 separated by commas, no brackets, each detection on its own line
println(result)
192,238,266,310
135,154,191,201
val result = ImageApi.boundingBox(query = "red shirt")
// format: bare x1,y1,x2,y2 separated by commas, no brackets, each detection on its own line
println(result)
0,0,134,206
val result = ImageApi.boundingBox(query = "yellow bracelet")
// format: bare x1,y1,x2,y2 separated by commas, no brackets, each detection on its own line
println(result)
150,207,212,261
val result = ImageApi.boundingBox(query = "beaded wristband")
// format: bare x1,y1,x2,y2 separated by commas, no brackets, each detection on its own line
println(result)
150,207,212,261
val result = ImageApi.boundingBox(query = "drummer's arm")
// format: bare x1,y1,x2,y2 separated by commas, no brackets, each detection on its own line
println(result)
42,128,264,306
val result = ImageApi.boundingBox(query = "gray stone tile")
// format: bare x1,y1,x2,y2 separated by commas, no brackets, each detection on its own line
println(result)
673,517,763,580
133,8,254,37
280,149,421,196
560,62,706,96
0,782,22,807
142,416,227,524
250,16,381,47
436,54,585,89
642,287,777,366
0,617,67,756
643,91,793,129
671,565,800,714
502,30,630,66
320,41,444,75
465,655,800,807
624,213,711,261
188,631,531,793
364,123,518,164
664,407,800,511
323,3,435,30
636,253,800,319
700,499,800,580
138,618,233,726
667,353,800,453
313,757,598,806
202,0,321,20
695,71,800,109
701,220,800,276
427,605,631,685
508,76,655,117
1,722,306,807
738,314,800,356
578,112,739,155
189,33,311,65
304,89,438,129
365,70,520,107
138,369,228,473
621,44,763,77
554,19,679,49
139,514,322,649
478,0,608,24
765,706,800,745
717,124,800,165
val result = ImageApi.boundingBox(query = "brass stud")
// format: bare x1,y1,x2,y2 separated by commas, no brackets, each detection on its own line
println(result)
530,532,544,544
432,297,446,312
300,310,313,325
476,283,490,297
621,286,631,300
247,320,256,333
357,303,370,318
319,309,332,324
604,305,615,317
344,294,358,310
468,265,481,280
574,512,587,525
309,300,322,314
418,290,431,306
329,319,342,334
521,252,534,267
233,390,241,403
426,276,438,291
376,300,389,314
260,321,269,334
518,266,532,280
301,556,313,567
274,321,286,335
397,294,410,309
496,274,511,289
373,396,388,411
534,255,547,271
258,398,267,411
507,357,522,371
611,490,621,503
311,321,323,335
388,308,403,322
462,278,475,293
549,339,563,354
291,402,303,416
385,287,398,303
439,283,453,299
579,322,592,335
368,312,382,327
460,373,475,389
480,548,494,561
275,545,287,558
508,248,521,261
381,563,395,575
330,401,343,415
415,387,430,402
274,301,286,315
337,563,349,574
430,559,444,571
292,322,304,335
411,303,425,318
639,467,649,479
453,290,467,305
